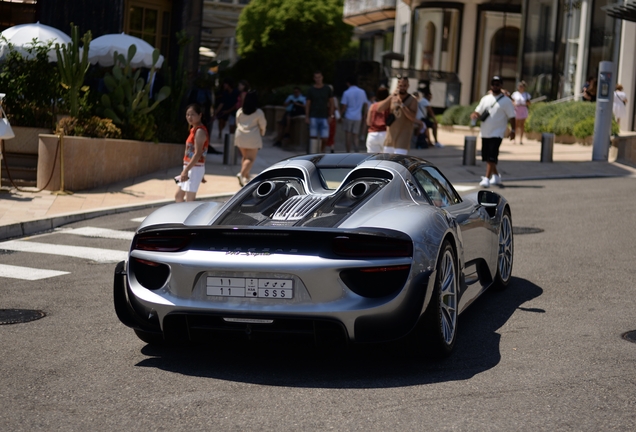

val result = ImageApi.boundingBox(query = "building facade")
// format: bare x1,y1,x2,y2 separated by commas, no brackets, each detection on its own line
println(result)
1,0,204,83
344,0,636,131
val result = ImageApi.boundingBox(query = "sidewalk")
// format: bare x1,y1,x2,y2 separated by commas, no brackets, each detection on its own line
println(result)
1,126,635,240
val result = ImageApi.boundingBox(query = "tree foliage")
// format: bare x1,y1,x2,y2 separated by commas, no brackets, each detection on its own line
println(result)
235,0,353,88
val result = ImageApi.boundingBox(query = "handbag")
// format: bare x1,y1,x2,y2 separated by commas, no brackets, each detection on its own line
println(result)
479,94,505,123
0,105,15,140
386,113,396,126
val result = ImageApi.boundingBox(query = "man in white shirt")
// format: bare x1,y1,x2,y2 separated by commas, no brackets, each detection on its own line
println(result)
340,76,368,152
470,76,515,187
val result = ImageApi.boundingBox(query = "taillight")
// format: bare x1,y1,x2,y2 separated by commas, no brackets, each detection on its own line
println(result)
340,265,411,298
332,235,412,258
133,233,191,252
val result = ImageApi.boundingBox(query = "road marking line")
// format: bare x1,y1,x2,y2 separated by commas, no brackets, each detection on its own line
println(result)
63,227,135,240
454,185,477,192
131,217,146,223
0,264,69,280
0,241,127,263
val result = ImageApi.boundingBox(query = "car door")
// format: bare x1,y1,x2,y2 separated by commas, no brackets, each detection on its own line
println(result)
411,166,492,285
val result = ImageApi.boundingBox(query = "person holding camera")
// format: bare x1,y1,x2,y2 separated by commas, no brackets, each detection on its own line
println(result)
470,76,515,188
374,76,418,155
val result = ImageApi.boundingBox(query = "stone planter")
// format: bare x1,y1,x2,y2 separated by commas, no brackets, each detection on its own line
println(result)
4,126,52,154
37,134,183,192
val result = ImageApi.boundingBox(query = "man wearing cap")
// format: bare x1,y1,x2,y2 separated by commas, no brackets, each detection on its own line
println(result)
470,76,515,187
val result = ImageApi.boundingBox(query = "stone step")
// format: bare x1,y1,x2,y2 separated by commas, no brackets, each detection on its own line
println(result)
2,152,38,169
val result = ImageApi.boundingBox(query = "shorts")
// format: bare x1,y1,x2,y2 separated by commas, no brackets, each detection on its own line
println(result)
515,105,528,120
366,131,386,153
342,118,362,133
309,117,329,139
423,117,434,128
481,137,503,163
227,114,236,126
178,165,205,193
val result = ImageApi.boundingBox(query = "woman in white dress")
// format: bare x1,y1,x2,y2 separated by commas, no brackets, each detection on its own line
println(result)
511,81,531,145
613,84,628,131
234,91,267,186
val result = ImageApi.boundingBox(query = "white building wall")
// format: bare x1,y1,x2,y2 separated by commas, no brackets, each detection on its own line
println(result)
617,20,636,131
459,2,477,104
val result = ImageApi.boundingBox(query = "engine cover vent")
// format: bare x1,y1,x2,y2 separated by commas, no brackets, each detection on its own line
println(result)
272,195,326,221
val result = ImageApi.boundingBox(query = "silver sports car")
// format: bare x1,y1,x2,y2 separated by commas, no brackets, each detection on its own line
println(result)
114,153,513,356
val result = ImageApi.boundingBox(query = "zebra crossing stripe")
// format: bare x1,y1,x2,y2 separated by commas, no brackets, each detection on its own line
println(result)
0,241,127,263
453,185,476,192
63,227,135,240
0,264,70,280
130,217,146,223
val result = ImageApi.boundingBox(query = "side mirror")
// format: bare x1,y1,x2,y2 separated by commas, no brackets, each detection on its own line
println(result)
478,190,499,216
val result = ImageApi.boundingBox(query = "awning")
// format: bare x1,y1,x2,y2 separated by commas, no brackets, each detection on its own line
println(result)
603,1,636,23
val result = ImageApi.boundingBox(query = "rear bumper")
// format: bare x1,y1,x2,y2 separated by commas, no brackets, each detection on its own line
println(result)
114,260,434,344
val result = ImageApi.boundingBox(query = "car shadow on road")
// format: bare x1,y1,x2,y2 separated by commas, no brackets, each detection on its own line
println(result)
136,277,543,388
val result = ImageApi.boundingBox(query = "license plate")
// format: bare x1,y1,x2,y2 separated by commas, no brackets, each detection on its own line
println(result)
207,276,294,299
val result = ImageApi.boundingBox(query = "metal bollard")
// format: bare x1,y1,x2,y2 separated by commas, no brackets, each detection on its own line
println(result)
541,133,554,163
463,136,477,166
308,138,321,154
223,133,236,165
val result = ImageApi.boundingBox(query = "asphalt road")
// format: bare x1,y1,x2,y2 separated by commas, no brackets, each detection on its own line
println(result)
0,178,635,431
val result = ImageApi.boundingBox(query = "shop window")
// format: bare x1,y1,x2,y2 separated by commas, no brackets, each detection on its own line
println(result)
125,0,172,59
411,7,460,73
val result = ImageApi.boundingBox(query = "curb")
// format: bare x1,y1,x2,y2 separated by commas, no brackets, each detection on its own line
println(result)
0,192,234,242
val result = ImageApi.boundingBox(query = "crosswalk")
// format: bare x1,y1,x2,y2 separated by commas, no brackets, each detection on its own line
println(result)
0,221,141,281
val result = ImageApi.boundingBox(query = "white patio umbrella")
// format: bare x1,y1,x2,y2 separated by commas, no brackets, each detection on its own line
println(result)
0,22,72,62
88,33,164,68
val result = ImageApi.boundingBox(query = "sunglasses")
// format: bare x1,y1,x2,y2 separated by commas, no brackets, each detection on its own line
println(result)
491,82,502,86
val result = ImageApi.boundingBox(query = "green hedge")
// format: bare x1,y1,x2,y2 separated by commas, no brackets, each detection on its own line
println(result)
441,100,619,138
440,103,478,126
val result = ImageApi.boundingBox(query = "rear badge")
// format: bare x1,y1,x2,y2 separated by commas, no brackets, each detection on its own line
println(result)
223,318,274,324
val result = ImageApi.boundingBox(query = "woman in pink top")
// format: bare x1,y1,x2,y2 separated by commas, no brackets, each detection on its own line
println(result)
365,87,390,153
175,104,209,202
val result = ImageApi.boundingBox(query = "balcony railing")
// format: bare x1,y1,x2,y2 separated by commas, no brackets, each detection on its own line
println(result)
343,0,397,26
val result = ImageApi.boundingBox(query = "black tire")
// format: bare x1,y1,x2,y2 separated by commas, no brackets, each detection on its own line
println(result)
420,241,458,358
134,329,165,345
493,208,514,290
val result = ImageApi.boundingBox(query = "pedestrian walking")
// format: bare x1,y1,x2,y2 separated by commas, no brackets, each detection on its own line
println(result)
305,70,334,153
470,76,516,188
212,78,239,138
274,86,306,147
511,81,531,145
327,85,339,153
175,104,209,202
340,76,368,152
365,86,390,153
234,91,267,187
417,87,443,147
613,83,628,131
375,76,418,155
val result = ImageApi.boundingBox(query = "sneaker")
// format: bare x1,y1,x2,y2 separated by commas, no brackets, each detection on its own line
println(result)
434,142,444,148
241,176,251,186
236,173,244,187
479,176,490,188
490,174,502,185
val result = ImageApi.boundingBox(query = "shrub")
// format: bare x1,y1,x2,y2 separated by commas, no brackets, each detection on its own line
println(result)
440,105,463,125
440,103,479,126
525,102,561,133
0,40,61,128
546,102,596,136
57,116,122,139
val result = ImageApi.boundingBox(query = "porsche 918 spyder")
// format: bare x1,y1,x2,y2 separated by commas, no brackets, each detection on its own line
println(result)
114,153,513,356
